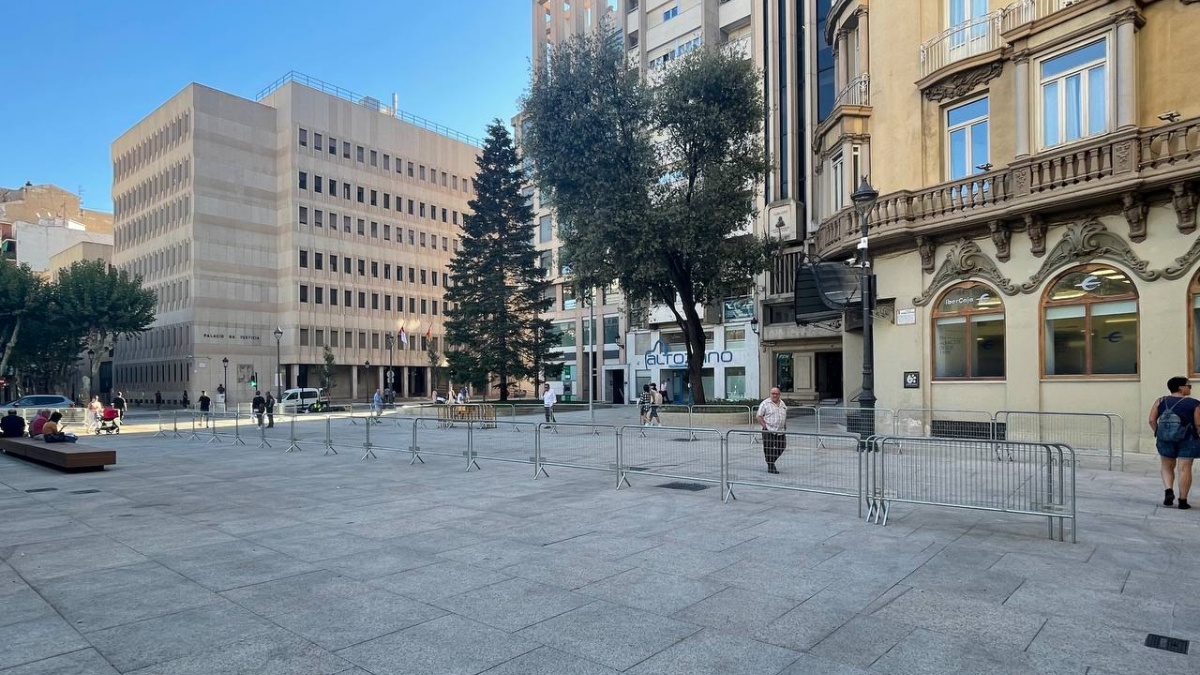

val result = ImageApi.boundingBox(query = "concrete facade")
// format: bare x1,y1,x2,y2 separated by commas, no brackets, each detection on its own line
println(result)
0,183,113,234
804,0,1200,453
111,77,479,407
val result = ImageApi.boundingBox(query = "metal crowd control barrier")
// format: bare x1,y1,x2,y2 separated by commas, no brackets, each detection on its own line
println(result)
995,410,1124,471
617,425,723,495
864,435,1076,542
438,404,498,428
535,423,619,483
813,406,897,438
724,430,866,514
894,408,995,440
466,420,539,467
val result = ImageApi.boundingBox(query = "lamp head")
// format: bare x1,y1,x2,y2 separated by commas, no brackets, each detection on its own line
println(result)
851,177,878,216
222,357,228,366
273,327,284,339
749,317,760,335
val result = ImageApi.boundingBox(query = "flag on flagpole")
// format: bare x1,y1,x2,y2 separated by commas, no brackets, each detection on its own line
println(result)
399,328,408,346
425,323,432,340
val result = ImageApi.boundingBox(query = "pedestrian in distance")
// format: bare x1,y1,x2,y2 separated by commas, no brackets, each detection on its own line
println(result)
154,390,163,411
1149,376,1200,509
198,390,211,428
647,383,662,427
542,383,558,429
87,396,103,432
638,384,651,426
252,391,266,428
756,387,788,474
112,392,127,420
265,392,275,428
181,391,190,409
372,389,383,423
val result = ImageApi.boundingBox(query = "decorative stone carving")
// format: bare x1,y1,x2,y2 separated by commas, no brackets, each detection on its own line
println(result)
1019,219,1160,293
1163,235,1200,280
1024,214,1047,257
1122,193,1148,242
989,221,1011,262
1173,182,1198,234
923,62,1004,102
1113,140,1135,173
1013,166,1031,197
916,236,936,273
912,239,1018,306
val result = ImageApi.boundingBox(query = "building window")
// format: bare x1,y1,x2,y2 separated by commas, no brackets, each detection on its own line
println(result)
420,269,427,285
314,253,323,270
431,271,438,285
420,165,426,180
299,285,309,303
343,141,350,159
331,256,338,273
315,287,324,305
345,290,352,306
314,210,323,228
384,154,391,170
298,128,308,147
372,293,379,310
298,172,308,190
604,316,620,344
358,259,365,276
370,150,377,166
343,216,351,233
384,224,391,240
371,222,378,238
359,331,366,348
300,329,309,346
328,178,335,194
724,326,746,351
299,250,309,268
358,292,366,309
357,219,365,236
1191,272,1200,376
408,162,414,177
371,261,379,278
331,287,338,305
314,175,322,193
933,282,1005,379
370,190,377,206
947,97,989,181
1043,264,1138,376
385,295,392,311
662,5,679,21
539,216,553,243
344,257,351,274
357,187,365,203
299,206,308,225
329,137,337,155
421,299,428,314
725,367,746,399
331,330,338,346
829,153,845,213
357,145,365,162
384,193,390,210
1040,38,1109,149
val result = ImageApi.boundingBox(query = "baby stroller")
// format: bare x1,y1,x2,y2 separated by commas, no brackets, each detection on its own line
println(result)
95,406,121,435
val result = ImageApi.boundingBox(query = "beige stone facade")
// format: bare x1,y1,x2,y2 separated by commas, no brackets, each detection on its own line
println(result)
802,0,1200,452
111,77,479,406
0,183,113,234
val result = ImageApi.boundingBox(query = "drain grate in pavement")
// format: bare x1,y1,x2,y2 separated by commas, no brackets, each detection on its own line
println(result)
657,481,710,492
24,488,58,493
1145,634,1189,654
69,489,101,495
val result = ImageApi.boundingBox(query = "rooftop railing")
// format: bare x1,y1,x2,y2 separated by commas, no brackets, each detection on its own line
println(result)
255,71,482,148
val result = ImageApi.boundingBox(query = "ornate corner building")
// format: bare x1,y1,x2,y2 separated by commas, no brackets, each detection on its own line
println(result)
806,0,1200,452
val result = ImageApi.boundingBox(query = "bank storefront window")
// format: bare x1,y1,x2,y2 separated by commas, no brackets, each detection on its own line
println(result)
724,367,746,399
932,282,1005,379
1192,272,1200,376
1043,265,1138,376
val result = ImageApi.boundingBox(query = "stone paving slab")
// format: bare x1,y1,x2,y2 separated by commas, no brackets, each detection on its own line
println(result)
1,412,1199,674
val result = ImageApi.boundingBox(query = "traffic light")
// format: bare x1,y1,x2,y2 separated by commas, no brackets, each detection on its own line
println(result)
250,372,258,388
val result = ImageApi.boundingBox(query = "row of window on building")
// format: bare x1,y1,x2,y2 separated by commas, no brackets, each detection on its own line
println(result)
296,328,437,354
297,285,445,317
114,111,191,180
297,171,463,226
297,249,447,287
931,264,1200,380
297,127,473,195
114,157,191,220
115,195,191,249
298,205,455,251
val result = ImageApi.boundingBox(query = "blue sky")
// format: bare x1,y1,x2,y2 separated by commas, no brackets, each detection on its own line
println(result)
0,1,534,212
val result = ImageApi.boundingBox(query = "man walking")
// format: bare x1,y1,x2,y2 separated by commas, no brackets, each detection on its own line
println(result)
112,391,127,420
198,390,211,428
372,389,383,423
252,391,266,427
1149,376,1200,509
647,383,662,427
542,383,558,428
265,392,276,428
755,387,788,474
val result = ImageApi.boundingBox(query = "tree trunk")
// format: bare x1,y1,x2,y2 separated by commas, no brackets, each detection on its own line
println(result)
678,302,708,406
0,319,20,380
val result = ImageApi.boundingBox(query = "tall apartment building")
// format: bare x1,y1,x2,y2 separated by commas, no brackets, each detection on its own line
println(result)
111,74,479,406
525,0,833,403
803,0,1200,452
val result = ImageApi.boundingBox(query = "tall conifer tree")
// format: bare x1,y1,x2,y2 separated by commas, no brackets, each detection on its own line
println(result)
445,120,552,400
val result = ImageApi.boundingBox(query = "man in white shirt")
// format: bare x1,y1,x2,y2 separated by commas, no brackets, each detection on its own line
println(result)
542,383,558,426
755,387,788,474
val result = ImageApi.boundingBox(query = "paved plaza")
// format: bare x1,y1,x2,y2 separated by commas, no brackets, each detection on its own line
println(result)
0,407,1197,674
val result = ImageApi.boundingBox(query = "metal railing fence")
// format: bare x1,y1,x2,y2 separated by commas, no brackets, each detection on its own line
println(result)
725,430,866,513
864,435,1076,542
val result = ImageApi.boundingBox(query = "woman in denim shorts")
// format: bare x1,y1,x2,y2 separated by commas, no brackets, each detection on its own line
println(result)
1149,376,1200,509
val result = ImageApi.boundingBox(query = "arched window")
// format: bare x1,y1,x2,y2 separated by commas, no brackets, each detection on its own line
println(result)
1043,264,1138,376
1190,272,1200,376
933,282,1005,379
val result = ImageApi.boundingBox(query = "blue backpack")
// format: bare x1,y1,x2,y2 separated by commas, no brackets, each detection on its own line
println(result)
1157,398,1187,442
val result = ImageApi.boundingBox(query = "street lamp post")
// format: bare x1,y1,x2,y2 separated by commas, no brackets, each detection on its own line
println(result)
272,327,284,400
86,349,95,399
587,290,595,424
221,357,229,412
385,333,394,403
850,177,880,415
364,360,371,401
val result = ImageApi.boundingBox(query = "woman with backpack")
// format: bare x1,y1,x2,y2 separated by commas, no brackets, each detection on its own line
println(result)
1149,376,1200,509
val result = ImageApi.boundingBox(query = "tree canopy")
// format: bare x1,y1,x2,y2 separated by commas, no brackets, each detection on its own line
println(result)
0,259,155,399
521,30,771,403
444,120,554,400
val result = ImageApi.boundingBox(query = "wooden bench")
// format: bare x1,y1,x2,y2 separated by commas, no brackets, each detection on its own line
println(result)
0,436,116,472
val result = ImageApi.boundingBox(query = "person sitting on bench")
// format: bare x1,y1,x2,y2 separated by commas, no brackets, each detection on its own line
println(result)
1,409,25,437
29,409,51,439
42,412,78,443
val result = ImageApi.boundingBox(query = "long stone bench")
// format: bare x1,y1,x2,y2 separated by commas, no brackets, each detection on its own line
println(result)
0,436,116,472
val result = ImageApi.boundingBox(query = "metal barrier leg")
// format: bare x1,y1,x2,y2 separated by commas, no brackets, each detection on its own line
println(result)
408,420,424,464
153,413,168,438
187,414,200,441
286,414,301,453
233,413,246,446
258,422,272,449
171,413,182,439
721,435,736,503
323,416,338,455
207,417,221,444
533,425,549,479
615,433,630,490
464,423,480,471
361,413,377,460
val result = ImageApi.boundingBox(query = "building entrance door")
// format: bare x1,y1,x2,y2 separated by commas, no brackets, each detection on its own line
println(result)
815,352,843,402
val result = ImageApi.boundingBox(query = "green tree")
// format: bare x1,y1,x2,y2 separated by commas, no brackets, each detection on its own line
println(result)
54,259,156,392
0,262,45,384
445,120,553,401
320,345,338,394
522,32,772,404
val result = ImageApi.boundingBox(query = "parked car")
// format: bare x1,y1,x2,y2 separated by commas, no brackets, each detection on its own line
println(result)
9,395,76,409
278,387,329,413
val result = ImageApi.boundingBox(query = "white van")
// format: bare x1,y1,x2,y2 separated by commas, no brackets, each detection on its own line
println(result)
279,388,329,413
